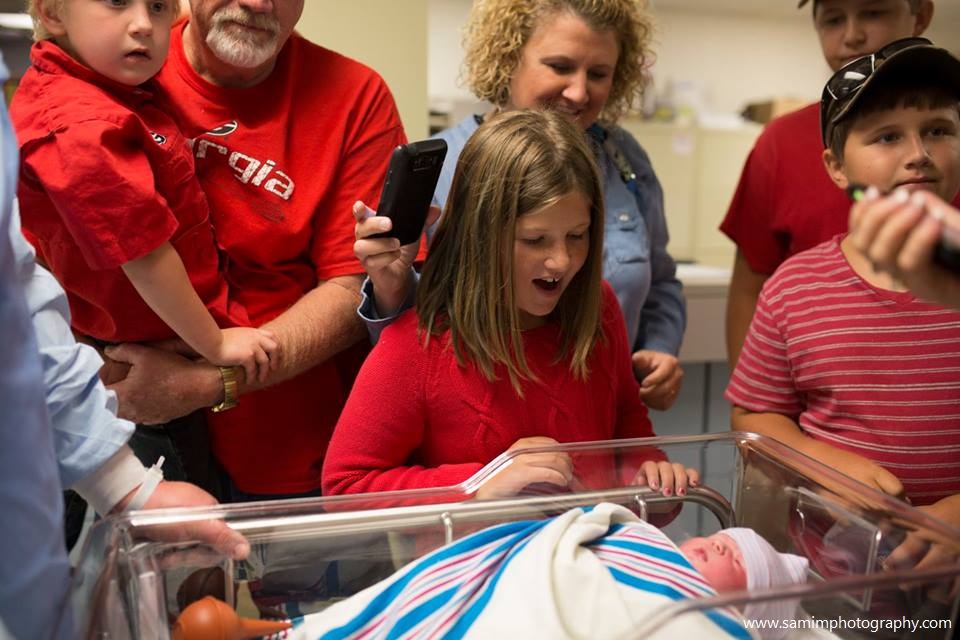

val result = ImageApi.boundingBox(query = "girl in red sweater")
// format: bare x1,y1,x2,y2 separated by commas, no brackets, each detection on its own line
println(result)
322,110,696,499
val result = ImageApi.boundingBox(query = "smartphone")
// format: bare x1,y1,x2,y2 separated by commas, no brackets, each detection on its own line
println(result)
847,183,960,273
370,139,448,246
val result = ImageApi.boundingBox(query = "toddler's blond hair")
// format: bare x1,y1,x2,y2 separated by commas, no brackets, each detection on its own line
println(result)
26,0,181,42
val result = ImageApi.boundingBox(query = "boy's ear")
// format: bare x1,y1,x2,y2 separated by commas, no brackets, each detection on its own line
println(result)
912,1,934,36
35,1,68,38
822,148,850,190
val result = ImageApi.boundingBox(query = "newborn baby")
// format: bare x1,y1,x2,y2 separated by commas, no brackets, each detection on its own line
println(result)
237,505,810,640
680,528,809,639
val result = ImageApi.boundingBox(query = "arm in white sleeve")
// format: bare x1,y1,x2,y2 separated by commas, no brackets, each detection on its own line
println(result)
70,445,147,515
0,80,74,638
10,203,142,495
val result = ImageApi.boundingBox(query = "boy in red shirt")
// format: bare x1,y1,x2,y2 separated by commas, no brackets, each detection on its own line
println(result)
14,0,277,384
719,0,960,367
728,39,960,518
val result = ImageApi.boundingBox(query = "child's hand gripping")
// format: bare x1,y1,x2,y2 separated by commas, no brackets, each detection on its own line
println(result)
213,327,280,384
475,437,574,500
631,460,700,514
632,460,700,497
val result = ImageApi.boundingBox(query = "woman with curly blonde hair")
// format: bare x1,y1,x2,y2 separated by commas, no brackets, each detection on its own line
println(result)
354,0,686,412
462,0,652,124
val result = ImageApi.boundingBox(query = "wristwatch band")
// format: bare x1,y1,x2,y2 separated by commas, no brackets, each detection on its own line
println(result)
211,366,240,413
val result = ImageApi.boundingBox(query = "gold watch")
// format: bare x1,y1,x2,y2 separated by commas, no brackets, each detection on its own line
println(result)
211,366,240,413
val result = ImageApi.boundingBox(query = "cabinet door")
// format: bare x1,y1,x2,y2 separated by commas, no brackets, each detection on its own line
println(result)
620,119,698,262
693,127,760,266
621,119,760,266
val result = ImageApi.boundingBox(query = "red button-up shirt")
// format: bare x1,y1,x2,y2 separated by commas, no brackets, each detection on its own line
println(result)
12,40,248,342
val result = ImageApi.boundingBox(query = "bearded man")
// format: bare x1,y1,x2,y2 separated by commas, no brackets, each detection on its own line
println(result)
101,0,406,501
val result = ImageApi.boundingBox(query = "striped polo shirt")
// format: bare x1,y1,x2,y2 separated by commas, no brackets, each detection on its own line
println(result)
726,235,960,505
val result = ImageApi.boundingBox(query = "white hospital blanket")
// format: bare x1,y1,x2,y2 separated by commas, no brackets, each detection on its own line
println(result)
270,503,754,639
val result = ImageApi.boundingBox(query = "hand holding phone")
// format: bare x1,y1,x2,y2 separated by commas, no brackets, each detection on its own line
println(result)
847,183,960,273
370,139,448,246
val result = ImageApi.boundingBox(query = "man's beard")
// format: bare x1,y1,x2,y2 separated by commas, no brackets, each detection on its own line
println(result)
205,6,281,68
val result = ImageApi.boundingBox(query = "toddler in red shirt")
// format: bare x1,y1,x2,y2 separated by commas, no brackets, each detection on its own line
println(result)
322,110,697,500
13,0,277,383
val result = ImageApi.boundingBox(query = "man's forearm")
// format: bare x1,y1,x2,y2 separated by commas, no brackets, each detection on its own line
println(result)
251,274,366,390
104,343,225,425
106,275,368,421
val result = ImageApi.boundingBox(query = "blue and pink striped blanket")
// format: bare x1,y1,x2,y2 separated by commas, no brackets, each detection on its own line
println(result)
274,503,754,639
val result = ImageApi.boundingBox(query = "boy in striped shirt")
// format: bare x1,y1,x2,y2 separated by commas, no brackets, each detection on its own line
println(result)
727,39,960,526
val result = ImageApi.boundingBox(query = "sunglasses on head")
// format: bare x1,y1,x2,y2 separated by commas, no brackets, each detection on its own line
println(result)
824,37,933,103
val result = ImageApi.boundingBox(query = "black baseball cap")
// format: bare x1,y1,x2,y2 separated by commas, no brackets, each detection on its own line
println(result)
820,38,960,147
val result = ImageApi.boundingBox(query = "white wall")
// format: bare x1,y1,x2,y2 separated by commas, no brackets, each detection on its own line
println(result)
428,0,475,105
648,6,960,115
925,14,960,55
428,0,960,116
649,9,826,114
298,1,430,139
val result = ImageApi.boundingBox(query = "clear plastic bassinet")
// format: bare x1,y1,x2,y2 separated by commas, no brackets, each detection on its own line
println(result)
72,432,960,639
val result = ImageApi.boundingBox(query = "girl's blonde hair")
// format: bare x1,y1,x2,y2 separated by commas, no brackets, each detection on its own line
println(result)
417,109,606,395
462,0,654,124
27,0,181,41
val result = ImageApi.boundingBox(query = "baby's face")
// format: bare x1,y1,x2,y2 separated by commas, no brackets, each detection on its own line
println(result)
679,533,747,593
